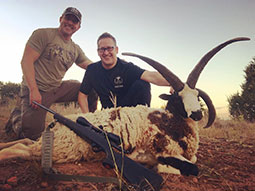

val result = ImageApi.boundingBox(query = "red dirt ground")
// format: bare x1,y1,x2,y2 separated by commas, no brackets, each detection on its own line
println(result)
0,122,255,190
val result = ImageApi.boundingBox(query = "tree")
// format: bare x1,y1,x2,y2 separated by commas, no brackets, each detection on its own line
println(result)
228,57,255,122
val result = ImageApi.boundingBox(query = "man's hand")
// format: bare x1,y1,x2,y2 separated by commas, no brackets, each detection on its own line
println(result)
30,88,42,109
169,86,175,94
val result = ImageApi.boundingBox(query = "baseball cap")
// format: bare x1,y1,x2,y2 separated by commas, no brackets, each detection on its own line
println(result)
62,7,82,22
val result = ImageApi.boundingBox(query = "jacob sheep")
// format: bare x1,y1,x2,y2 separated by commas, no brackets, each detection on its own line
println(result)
0,37,250,177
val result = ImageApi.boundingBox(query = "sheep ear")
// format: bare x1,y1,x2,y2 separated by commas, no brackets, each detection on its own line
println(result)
159,94,171,100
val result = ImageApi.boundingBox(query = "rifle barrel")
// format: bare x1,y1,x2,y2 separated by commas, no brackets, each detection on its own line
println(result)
33,101,56,115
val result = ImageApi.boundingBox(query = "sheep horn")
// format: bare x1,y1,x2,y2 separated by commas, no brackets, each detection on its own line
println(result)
186,37,250,89
122,52,184,92
197,88,216,128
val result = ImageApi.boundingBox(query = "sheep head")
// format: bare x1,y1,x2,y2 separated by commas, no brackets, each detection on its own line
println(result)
122,37,250,128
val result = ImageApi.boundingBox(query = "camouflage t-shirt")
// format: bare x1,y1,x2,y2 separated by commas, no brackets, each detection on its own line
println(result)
22,28,91,91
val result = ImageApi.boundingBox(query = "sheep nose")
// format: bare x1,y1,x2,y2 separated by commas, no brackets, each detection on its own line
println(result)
190,110,203,121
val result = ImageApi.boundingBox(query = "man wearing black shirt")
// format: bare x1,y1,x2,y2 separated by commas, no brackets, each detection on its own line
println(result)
78,32,170,113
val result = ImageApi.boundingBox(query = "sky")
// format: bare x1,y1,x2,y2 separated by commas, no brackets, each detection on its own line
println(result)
0,0,254,109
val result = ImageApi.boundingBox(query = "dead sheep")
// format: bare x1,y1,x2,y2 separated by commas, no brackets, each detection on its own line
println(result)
0,37,250,176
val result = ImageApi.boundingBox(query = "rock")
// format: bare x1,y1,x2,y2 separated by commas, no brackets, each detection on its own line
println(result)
2,183,12,190
40,181,48,188
192,177,198,183
7,176,18,186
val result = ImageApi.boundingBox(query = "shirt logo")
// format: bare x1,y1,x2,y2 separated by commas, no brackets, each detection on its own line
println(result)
114,76,123,88
47,44,74,70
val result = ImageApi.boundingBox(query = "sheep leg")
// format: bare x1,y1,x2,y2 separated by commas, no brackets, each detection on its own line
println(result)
0,143,32,161
157,156,199,176
128,149,158,168
0,138,33,150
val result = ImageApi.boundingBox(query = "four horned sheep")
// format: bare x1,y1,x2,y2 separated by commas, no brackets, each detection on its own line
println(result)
0,37,250,176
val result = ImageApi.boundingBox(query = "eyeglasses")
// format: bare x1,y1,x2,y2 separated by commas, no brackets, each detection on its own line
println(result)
97,46,115,53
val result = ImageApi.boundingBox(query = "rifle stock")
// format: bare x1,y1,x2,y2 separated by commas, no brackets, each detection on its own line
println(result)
34,102,163,190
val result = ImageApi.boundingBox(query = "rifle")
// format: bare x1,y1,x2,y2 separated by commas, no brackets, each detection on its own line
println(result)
33,101,163,190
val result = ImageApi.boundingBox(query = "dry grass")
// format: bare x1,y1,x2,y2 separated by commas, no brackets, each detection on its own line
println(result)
45,102,81,123
199,117,255,143
0,98,17,131
1,98,254,143
0,99,17,117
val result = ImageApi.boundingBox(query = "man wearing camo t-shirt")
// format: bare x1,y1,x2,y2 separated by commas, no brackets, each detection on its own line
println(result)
5,7,97,140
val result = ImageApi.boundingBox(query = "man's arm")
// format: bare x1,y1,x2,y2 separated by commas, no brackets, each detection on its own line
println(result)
141,71,170,86
77,60,93,69
78,91,90,113
21,44,41,108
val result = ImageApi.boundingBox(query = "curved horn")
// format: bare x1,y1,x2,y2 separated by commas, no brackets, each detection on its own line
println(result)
122,52,184,91
187,37,250,89
197,88,216,128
